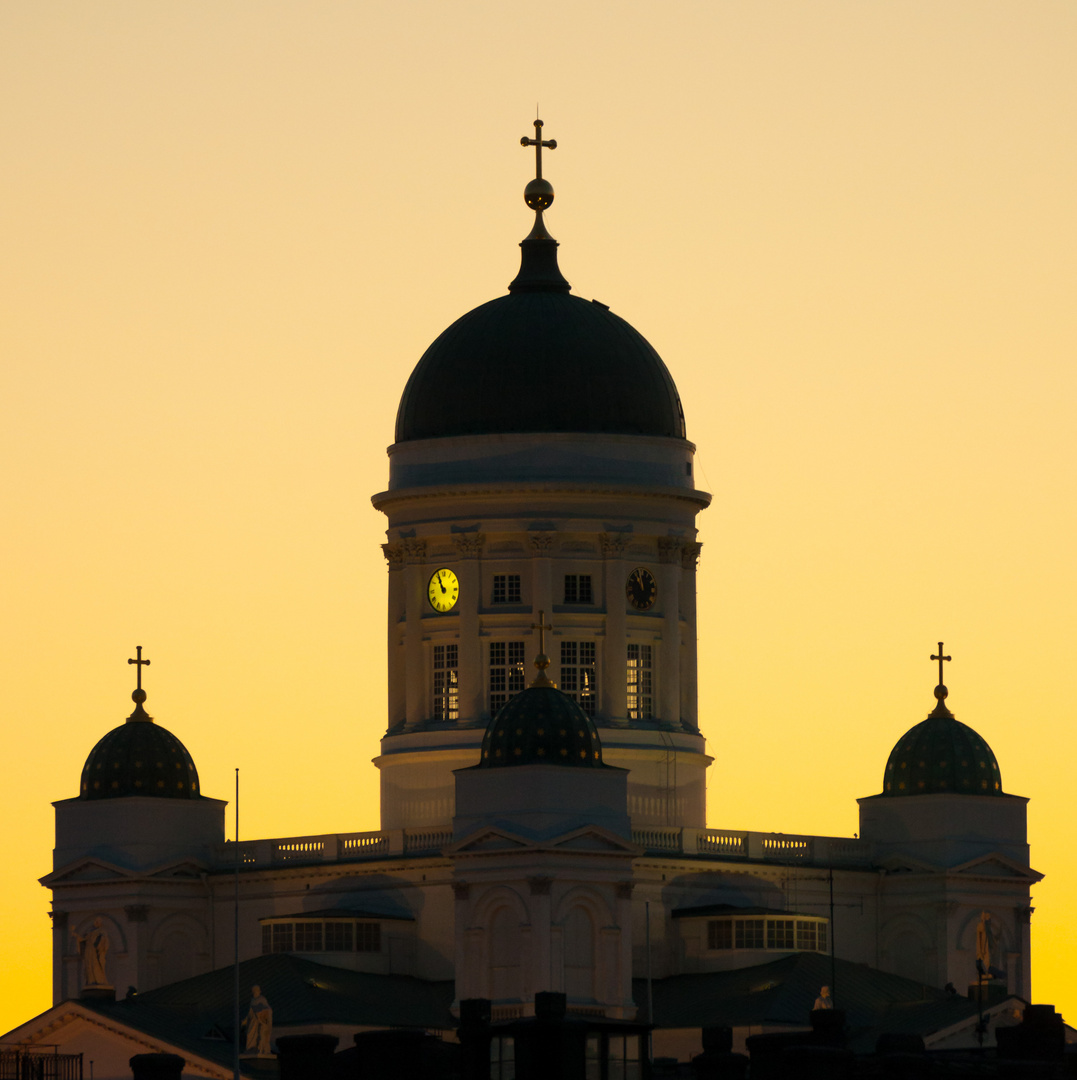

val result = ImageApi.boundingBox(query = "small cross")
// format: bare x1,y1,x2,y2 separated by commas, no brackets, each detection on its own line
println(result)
128,645,151,690
930,642,951,685
520,119,556,181
531,611,553,655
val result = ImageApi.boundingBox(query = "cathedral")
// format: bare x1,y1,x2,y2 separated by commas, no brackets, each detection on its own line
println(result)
2,122,1045,1078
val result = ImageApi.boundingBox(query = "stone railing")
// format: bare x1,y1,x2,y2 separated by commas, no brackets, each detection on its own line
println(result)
213,827,452,870
632,827,872,867
215,824,872,870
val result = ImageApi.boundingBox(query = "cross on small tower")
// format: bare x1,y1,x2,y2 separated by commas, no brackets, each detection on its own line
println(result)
930,642,951,686
128,645,151,690
521,119,556,180
531,611,553,656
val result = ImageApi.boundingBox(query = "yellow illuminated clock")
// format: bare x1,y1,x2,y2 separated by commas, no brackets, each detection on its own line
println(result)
427,568,460,612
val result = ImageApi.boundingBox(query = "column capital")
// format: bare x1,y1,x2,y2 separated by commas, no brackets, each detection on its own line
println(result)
529,533,556,553
453,533,486,559
382,543,406,568
600,533,629,558
680,542,702,570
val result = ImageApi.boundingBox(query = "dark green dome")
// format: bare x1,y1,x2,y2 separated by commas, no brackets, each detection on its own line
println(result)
394,233,686,444
80,692,201,800
882,688,1003,797
479,684,605,768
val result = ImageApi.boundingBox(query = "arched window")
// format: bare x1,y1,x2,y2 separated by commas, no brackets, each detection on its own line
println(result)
488,906,522,1001
563,906,595,1000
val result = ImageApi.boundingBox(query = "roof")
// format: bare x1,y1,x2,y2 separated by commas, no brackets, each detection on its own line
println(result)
394,235,686,444
78,954,455,1073
633,952,996,1050
881,692,1003,797
80,692,201,801
478,684,606,769
671,905,824,920
261,909,415,922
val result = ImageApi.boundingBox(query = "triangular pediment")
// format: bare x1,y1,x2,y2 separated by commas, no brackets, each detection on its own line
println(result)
41,857,134,886
876,853,938,875
547,826,639,855
447,827,533,854
1,1002,233,1079
951,852,1042,882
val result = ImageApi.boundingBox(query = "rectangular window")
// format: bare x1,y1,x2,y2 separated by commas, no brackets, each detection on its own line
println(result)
563,574,593,604
271,923,294,953
433,644,459,721
491,574,521,604
356,922,382,952
491,1036,515,1080
325,922,354,951
707,920,733,950
490,641,526,714
796,921,823,952
561,641,598,716
734,919,764,949
626,644,653,721
767,919,795,950
295,922,323,951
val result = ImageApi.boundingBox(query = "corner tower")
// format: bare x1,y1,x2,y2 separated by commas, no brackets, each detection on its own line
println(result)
372,121,712,833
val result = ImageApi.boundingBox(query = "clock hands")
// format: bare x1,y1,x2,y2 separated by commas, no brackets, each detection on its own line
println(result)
438,571,447,594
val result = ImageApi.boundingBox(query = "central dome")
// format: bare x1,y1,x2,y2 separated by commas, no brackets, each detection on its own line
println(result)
394,207,687,444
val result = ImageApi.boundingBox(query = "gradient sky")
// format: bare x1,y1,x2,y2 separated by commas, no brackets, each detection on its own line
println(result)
2,1,1075,1035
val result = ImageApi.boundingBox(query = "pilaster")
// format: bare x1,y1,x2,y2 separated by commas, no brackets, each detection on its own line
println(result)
657,539,683,726
402,539,427,729
454,533,485,723
601,533,629,723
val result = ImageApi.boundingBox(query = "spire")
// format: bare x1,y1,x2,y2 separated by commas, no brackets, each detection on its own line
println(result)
126,645,153,723
509,118,571,294
529,611,556,687
928,641,954,718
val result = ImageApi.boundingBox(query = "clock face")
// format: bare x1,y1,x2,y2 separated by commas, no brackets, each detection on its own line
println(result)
626,566,658,611
427,568,460,612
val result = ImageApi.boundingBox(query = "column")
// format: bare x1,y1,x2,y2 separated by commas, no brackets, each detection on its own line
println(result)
403,538,427,729
679,543,702,731
601,534,629,723
382,543,407,729
657,539,683,727
454,533,485,723
530,532,555,623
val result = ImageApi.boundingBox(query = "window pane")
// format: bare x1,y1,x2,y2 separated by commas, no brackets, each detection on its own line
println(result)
271,923,294,953
562,641,597,716
735,919,764,949
356,922,381,952
626,644,653,720
491,640,526,715
295,922,323,951
434,644,459,721
579,575,593,604
564,575,578,603
767,919,794,949
708,920,733,949
325,922,354,951
796,920,817,951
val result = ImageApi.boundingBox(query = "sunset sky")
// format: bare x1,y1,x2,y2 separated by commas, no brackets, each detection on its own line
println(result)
2,1,1075,1034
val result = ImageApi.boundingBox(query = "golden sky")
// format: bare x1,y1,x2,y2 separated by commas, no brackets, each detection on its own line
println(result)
2,0,1075,1034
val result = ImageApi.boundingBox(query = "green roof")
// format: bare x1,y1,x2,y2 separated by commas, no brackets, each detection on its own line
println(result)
81,954,455,1074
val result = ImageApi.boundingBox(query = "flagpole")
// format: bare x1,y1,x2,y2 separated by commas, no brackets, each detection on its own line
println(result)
233,767,240,1080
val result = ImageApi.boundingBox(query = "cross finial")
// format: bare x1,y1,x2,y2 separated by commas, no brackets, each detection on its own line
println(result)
928,642,954,717
529,610,556,687
521,118,556,181
930,642,951,687
128,645,151,690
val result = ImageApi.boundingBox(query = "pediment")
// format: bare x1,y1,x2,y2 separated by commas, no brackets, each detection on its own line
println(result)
147,859,206,880
547,827,639,855
951,853,1042,882
448,827,533,854
41,858,134,886
876,853,938,875
1,1003,231,1079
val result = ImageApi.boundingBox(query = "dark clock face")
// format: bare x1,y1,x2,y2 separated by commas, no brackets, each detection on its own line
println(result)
626,567,657,611
427,568,460,612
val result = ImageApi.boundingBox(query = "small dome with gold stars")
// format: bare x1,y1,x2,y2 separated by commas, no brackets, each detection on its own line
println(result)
79,652,201,800
478,684,605,769
882,671,1003,798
